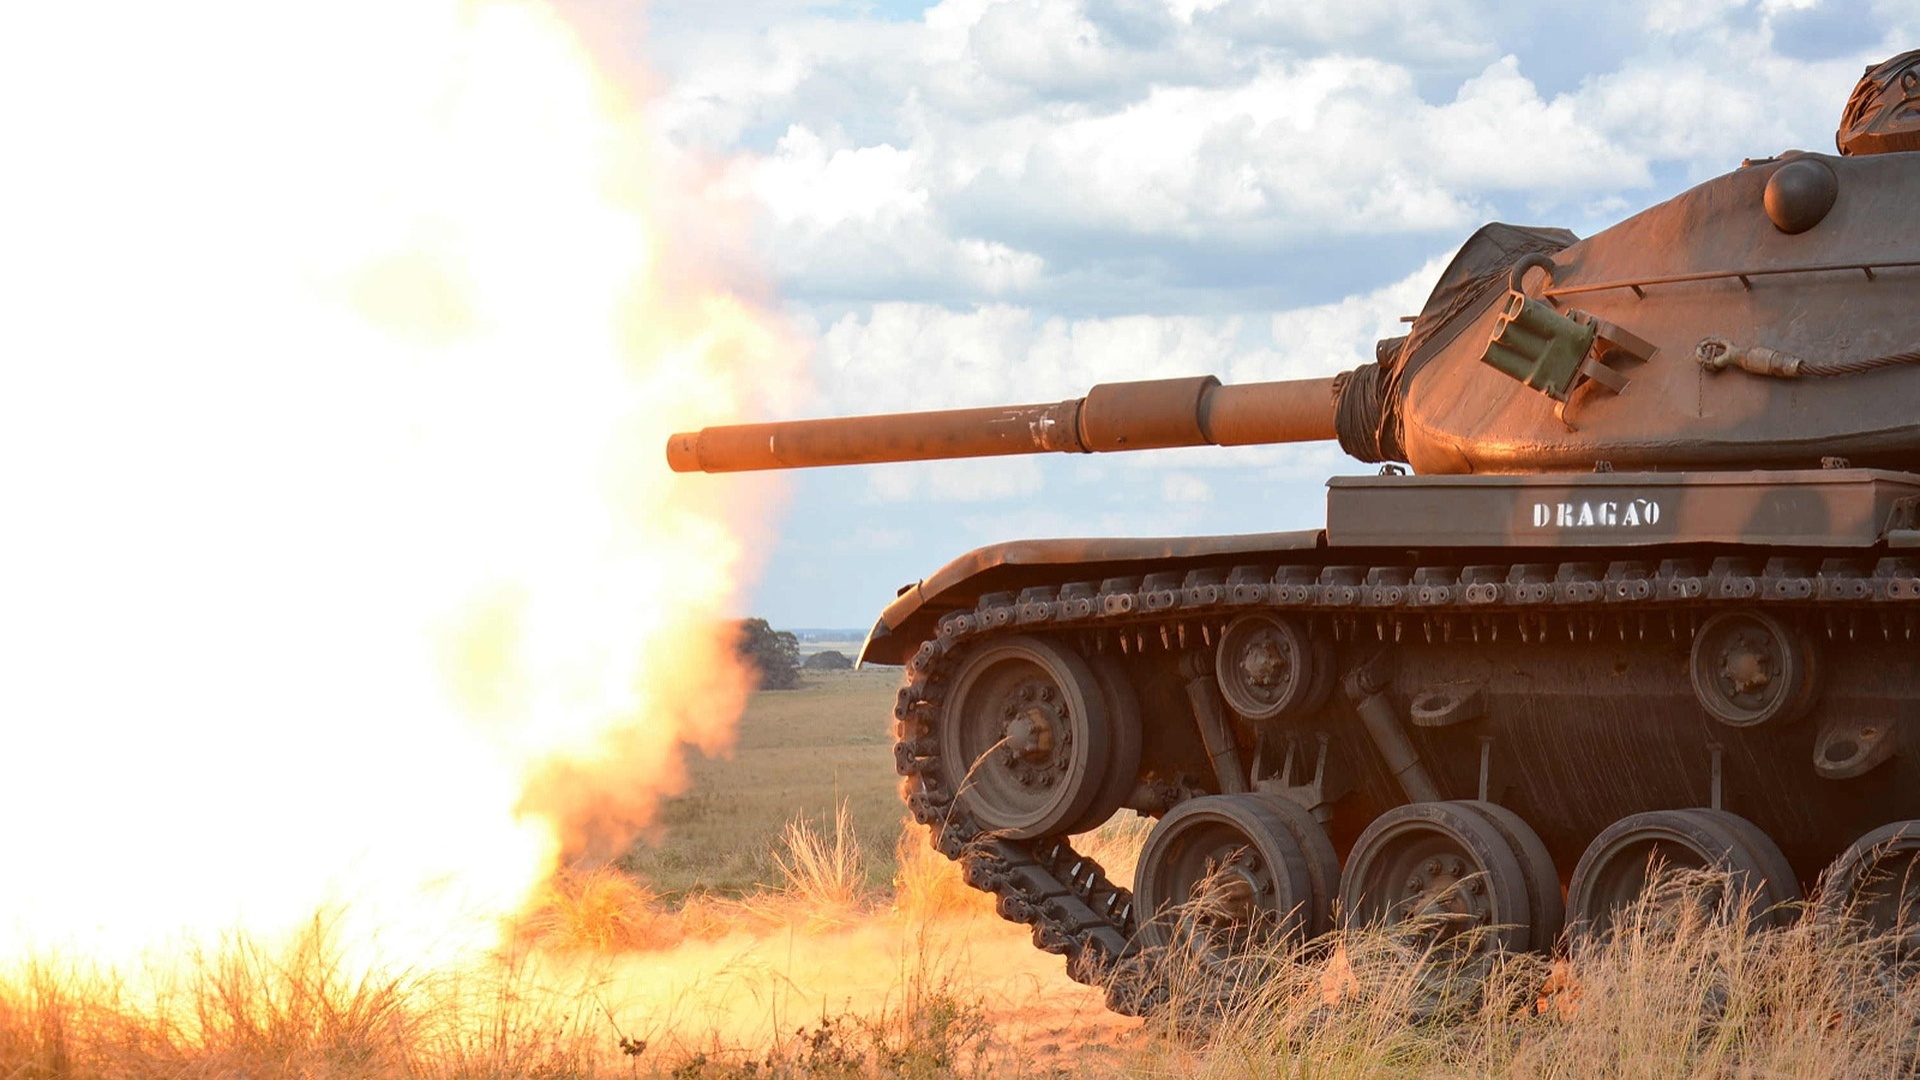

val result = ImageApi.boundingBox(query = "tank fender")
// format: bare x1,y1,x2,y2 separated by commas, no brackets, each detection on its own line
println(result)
859,530,1324,666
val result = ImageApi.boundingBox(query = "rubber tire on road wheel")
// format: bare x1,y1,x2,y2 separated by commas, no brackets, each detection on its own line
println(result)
1134,794,1324,956
1455,800,1564,952
1068,652,1142,835
1567,807,1799,938
1819,819,1920,944
1245,793,1340,938
1339,800,1534,955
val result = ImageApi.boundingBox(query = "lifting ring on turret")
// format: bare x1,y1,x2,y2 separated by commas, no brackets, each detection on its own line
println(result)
1133,793,1339,960
1689,610,1821,728
1338,800,1554,956
939,635,1113,839
1819,821,1920,958
1566,808,1800,939
1509,253,1557,294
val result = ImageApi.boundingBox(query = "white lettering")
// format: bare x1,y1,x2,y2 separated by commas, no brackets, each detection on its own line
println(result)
1528,495,1665,530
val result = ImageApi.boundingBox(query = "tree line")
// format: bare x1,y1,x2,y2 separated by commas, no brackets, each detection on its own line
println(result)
733,618,852,690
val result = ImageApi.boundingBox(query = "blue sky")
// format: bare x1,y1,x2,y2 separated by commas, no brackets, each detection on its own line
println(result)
860,0,937,17
634,0,1918,629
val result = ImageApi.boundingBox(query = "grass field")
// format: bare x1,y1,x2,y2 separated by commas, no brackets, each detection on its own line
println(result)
0,672,1914,1078
621,667,906,898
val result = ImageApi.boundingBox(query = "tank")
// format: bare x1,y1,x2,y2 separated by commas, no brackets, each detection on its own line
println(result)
668,53,1920,1014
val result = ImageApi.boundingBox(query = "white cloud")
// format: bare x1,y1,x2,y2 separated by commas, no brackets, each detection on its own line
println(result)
654,9,1825,316
649,0,1913,310
749,128,927,230
1571,53,1860,170
810,302,1250,416
1161,471,1212,503
805,250,1446,419
718,125,1047,297
1427,57,1644,190
945,57,1538,242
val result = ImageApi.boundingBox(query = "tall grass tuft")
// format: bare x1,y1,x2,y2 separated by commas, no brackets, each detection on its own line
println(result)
891,823,982,923
526,866,665,953
771,801,868,923
178,917,418,1075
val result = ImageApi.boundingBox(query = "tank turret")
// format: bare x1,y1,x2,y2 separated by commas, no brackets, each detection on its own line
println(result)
670,55,1920,1019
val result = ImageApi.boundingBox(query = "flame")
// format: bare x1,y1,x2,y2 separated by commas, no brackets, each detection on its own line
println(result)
520,823,1142,1066
0,0,793,969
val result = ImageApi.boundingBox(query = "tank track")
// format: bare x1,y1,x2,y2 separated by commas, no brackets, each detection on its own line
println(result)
890,551,1920,1016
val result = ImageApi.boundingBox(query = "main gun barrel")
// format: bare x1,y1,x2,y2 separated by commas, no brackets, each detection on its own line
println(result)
665,374,1340,473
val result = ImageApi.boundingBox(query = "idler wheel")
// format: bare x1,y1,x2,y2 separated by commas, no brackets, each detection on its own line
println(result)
939,635,1112,839
1214,613,1316,722
1567,808,1800,938
1066,652,1143,835
1338,800,1535,955
1689,610,1818,728
1133,794,1338,958
1819,821,1920,954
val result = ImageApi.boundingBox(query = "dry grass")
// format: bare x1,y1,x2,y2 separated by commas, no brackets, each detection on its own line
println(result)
891,824,989,924
0,919,598,1079
770,801,868,922
527,868,666,953
6,676,1913,1078
3,833,1917,1079
1130,870,1920,1080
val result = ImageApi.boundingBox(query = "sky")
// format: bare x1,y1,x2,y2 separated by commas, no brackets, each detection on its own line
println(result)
629,0,1920,630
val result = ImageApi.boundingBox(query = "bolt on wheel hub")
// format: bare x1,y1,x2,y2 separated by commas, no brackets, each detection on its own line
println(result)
1003,692,1061,760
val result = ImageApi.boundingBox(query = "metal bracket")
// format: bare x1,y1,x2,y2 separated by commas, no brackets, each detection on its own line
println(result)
1887,495,1920,531
1814,717,1899,780
1255,731,1340,824
1888,495,1920,547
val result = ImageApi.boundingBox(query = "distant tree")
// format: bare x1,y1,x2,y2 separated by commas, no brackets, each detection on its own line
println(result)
735,618,801,690
802,649,854,672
